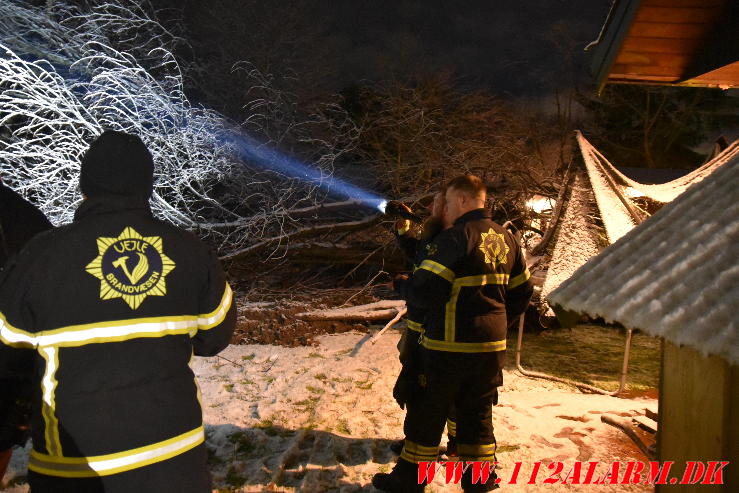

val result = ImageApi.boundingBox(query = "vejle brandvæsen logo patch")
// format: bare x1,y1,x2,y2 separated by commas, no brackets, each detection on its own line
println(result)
85,227,176,309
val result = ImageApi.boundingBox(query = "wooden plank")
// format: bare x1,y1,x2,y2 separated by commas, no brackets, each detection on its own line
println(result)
635,6,722,24
628,21,709,39
633,415,658,434
615,51,691,69
725,364,739,489
591,0,645,92
621,36,703,55
656,342,729,492
608,74,680,83
642,0,725,8
611,63,683,78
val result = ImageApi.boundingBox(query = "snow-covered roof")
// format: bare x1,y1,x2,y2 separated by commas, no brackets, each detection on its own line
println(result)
549,156,738,366
577,132,739,204
577,132,640,243
541,170,601,299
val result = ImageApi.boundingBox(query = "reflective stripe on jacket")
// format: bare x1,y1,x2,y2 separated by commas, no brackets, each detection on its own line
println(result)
399,208,533,353
0,196,236,480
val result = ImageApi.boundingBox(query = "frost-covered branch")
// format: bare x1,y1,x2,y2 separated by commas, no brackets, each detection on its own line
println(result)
0,0,357,257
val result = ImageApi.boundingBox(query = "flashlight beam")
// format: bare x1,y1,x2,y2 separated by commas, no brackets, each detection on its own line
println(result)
218,128,389,211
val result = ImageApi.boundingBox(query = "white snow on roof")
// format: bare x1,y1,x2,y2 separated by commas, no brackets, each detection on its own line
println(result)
577,131,739,204
549,157,739,365
541,170,602,298
576,133,640,243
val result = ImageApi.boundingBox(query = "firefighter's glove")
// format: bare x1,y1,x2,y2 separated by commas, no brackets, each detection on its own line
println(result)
393,366,415,410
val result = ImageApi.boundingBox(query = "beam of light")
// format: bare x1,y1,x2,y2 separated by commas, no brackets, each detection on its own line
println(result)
216,128,388,213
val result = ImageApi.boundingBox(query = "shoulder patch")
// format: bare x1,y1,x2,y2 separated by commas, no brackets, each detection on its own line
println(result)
479,228,509,267
85,227,176,309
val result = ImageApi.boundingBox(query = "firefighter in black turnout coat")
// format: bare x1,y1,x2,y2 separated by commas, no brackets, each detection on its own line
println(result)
0,179,53,482
0,131,236,492
391,192,459,454
391,192,447,402
373,175,533,493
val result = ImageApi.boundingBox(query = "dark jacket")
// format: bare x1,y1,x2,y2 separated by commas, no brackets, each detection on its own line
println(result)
0,196,235,490
0,182,53,268
0,182,53,451
396,208,532,353
394,219,444,335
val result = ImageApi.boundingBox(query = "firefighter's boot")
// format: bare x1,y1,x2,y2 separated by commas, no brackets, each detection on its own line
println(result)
461,464,499,492
372,458,425,493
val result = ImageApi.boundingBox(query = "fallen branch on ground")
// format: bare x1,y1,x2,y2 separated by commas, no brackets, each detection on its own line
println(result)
369,306,408,344
601,414,655,460
295,300,405,321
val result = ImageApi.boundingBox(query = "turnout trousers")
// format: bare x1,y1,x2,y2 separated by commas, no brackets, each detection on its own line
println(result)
400,347,503,487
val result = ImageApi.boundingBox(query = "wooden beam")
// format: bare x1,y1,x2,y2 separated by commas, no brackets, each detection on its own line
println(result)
611,63,684,78
590,0,644,94
608,76,681,84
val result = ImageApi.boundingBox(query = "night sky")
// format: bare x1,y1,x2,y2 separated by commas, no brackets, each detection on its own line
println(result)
175,0,614,98
324,0,613,94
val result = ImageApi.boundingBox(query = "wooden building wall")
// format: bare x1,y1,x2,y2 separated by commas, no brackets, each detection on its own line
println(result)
594,0,739,89
657,340,739,491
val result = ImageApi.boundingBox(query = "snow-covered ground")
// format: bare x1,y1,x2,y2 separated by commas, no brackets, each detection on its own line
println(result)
2,330,656,492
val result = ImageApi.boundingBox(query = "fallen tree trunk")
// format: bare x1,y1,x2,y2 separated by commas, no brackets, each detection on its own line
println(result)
296,300,406,321
220,215,384,261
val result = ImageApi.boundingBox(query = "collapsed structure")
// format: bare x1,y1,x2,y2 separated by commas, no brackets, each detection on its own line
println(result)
536,133,739,305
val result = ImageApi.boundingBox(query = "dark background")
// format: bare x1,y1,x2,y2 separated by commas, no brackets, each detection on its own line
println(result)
158,0,612,99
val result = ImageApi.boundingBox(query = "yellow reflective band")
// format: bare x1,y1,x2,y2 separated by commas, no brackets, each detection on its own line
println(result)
197,283,233,330
507,267,531,290
458,442,497,461
405,319,424,333
403,441,439,455
454,274,510,287
0,283,231,349
0,313,36,348
400,440,439,464
446,419,457,436
416,260,455,283
421,336,506,353
28,317,198,348
28,425,205,478
397,220,411,236
444,273,510,343
39,347,62,456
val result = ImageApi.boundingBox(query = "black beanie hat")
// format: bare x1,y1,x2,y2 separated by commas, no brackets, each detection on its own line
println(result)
79,130,154,198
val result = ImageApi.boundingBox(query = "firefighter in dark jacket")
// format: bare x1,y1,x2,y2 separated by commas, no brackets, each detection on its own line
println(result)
373,175,533,493
390,192,459,455
0,131,236,493
392,193,448,390
0,179,53,482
